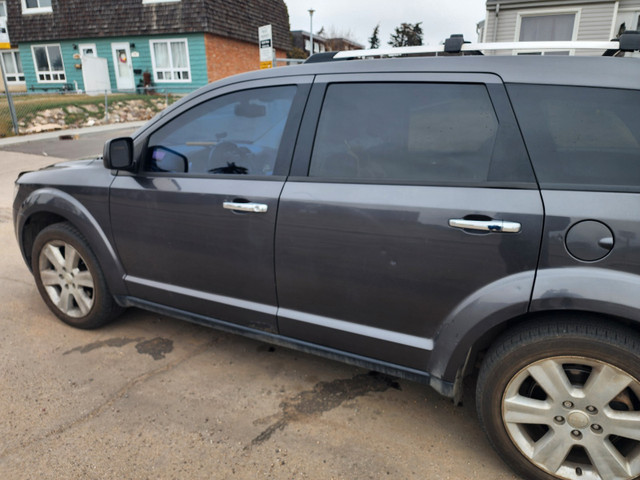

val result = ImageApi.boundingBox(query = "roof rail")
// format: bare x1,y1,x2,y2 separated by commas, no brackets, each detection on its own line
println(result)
303,32,640,63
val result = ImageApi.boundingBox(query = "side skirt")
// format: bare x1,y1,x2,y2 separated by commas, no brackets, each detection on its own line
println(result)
116,295,454,398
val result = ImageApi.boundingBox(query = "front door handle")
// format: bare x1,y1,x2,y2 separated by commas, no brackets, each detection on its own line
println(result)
223,201,268,213
449,219,521,233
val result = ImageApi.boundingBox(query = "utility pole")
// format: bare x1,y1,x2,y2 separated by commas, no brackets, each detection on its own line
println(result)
308,9,315,57
0,59,18,135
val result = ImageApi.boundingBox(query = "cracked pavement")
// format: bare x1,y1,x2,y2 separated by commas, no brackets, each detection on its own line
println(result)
0,149,520,479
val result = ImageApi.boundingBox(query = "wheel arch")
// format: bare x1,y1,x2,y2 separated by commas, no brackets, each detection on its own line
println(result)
439,309,640,404
17,187,127,297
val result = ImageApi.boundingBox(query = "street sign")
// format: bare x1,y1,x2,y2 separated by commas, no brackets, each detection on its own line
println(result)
258,24,273,69
0,19,10,49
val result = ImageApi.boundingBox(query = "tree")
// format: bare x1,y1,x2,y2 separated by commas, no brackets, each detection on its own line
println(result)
388,22,424,47
369,23,380,49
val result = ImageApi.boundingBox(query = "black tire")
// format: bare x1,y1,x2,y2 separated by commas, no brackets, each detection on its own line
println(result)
31,222,123,329
477,319,640,480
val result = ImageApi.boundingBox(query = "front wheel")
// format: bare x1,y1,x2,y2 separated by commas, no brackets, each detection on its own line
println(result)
31,222,123,329
477,320,640,480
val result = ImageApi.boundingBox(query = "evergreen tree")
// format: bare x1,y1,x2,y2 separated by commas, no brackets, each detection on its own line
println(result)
369,23,380,49
388,22,424,47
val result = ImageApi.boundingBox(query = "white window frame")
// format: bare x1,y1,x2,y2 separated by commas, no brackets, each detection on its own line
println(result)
142,0,180,3
149,38,192,83
31,44,66,83
514,8,581,56
1,49,24,83
614,9,640,34
21,0,52,15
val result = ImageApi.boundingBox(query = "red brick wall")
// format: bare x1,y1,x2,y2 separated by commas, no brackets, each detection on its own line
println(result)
204,33,287,83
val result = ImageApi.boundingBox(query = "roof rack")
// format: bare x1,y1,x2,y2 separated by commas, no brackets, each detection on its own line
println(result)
306,31,640,63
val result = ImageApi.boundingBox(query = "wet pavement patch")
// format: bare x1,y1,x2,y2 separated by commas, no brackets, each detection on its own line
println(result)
64,337,143,355
251,371,400,446
135,337,174,360
63,336,173,360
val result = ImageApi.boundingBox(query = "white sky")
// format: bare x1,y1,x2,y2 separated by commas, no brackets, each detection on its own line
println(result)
283,0,488,48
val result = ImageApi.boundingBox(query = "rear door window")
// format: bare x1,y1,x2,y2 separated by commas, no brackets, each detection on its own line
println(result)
507,84,640,191
309,82,530,185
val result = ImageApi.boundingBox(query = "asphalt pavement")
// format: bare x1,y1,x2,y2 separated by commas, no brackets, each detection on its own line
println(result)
0,131,521,479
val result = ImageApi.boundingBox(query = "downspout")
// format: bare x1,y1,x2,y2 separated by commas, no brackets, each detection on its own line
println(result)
492,3,500,43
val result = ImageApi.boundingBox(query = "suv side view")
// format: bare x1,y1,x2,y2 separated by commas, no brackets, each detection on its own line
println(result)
13,33,640,480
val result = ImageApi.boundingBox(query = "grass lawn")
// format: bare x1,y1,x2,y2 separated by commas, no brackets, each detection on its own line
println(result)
0,92,176,137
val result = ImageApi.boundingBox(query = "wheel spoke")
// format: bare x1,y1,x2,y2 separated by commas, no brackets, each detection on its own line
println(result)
57,288,73,314
64,244,80,271
74,271,94,289
585,437,631,479
40,270,61,287
503,395,551,425
531,430,572,474
604,409,640,442
42,244,65,270
583,364,633,407
72,289,92,315
527,359,575,401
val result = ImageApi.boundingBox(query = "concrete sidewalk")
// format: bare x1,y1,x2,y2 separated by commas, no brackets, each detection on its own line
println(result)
0,121,146,147
0,122,145,160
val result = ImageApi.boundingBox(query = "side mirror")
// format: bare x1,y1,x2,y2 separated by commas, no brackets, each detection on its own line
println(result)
103,137,134,170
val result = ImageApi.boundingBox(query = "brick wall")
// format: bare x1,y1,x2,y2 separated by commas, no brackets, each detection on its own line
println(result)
204,34,286,82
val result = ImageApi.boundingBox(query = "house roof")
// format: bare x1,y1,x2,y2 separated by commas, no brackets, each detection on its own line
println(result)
6,0,291,50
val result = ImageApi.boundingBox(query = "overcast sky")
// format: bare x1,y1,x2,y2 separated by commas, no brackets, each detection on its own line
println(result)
283,0,488,48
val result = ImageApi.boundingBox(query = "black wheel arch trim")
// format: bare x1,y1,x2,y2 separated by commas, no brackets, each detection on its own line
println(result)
16,187,128,297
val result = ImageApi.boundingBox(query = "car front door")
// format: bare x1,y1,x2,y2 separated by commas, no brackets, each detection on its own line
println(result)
109,77,311,332
275,73,544,370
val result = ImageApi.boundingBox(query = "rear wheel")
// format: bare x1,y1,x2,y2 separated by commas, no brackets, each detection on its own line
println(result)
477,320,640,480
32,222,123,329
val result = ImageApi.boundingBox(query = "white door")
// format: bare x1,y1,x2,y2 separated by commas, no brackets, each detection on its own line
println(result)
111,42,135,91
82,56,111,95
79,43,97,57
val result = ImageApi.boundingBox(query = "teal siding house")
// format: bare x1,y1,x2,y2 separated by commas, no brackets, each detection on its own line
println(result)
3,0,291,93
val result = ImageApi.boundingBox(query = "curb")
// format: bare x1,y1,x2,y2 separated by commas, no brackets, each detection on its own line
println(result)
0,121,147,147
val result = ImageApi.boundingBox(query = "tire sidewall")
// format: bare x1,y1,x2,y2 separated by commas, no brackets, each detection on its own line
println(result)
478,330,640,480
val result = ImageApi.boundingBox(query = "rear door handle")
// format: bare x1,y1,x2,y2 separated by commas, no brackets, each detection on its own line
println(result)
223,201,268,213
449,219,521,233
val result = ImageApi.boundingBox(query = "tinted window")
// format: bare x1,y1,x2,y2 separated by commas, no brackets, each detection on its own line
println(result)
146,86,296,175
309,83,501,184
508,84,640,190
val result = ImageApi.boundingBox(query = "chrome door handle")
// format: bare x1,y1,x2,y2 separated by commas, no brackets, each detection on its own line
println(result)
223,201,268,213
449,219,521,233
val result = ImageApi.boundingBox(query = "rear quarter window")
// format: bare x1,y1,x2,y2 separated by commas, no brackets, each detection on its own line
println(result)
507,84,640,191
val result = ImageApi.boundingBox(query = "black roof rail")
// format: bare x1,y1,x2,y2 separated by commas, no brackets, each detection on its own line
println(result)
304,52,341,63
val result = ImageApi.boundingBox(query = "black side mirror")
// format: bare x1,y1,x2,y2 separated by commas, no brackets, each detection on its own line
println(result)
103,137,134,170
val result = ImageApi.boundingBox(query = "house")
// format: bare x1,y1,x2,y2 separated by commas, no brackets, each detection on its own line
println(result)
1,0,291,93
482,0,640,55
290,30,363,57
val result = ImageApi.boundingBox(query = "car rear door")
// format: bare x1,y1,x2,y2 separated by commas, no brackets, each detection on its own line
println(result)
109,76,312,332
275,73,544,370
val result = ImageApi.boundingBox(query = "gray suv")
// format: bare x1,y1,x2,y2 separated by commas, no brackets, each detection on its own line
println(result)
13,34,640,480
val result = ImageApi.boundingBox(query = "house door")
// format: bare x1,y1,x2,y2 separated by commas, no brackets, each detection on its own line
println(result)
79,43,97,57
111,42,135,91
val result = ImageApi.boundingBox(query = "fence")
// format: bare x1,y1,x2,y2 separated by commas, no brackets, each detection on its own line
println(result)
0,86,197,137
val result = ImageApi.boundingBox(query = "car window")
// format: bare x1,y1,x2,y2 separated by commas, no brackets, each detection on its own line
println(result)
146,86,297,176
309,83,500,184
507,84,640,191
